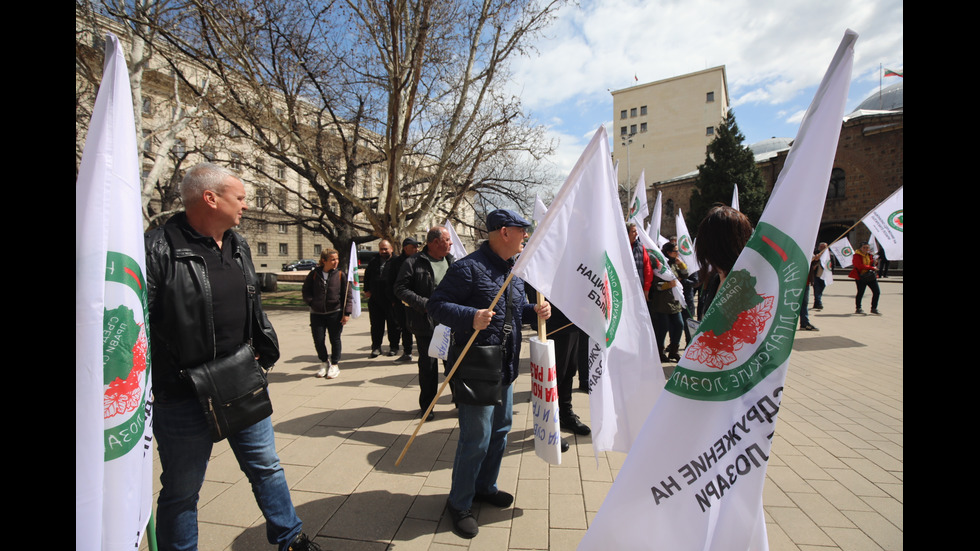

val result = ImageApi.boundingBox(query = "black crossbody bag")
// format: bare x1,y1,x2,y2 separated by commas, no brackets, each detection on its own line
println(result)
447,282,513,407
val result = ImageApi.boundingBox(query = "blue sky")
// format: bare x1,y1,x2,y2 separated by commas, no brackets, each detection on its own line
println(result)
506,0,903,184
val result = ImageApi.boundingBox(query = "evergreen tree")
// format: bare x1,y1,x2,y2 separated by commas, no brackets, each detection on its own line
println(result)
689,109,768,230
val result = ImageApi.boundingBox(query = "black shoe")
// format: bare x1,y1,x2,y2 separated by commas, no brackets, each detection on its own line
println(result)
287,533,322,551
399,353,413,362
370,348,381,358
855,308,866,315
473,490,513,508
871,309,882,315
447,503,479,538
387,349,399,357
800,324,819,331
560,438,570,453
560,413,591,435
813,304,823,310
420,410,435,422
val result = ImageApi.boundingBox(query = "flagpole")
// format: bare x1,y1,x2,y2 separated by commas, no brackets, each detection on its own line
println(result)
394,271,516,467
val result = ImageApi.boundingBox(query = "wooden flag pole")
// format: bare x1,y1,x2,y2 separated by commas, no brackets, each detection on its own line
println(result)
536,291,547,343
394,271,516,467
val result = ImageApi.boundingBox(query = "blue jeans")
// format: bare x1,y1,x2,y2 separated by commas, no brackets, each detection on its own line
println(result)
448,384,513,511
154,398,302,551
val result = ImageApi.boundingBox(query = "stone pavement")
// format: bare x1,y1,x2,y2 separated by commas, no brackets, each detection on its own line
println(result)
143,278,902,550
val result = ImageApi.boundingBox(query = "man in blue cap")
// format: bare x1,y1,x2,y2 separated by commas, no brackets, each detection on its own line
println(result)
428,209,551,539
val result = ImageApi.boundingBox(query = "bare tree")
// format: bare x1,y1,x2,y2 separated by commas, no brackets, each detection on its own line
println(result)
140,0,564,258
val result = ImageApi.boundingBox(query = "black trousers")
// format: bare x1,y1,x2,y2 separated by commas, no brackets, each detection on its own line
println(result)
310,311,343,364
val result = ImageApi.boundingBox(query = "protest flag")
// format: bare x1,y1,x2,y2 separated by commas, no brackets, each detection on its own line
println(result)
579,29,857,551
627,170,649,226
732,184,741,211
861,186,903,260
76,33,154,551
675,208,700,273
513,126,664,454
818,247,834,287
648,189,664,246
635,223,685,307
533,193,549,223
444,218,468,257
829,237,854,267
348,241,362,318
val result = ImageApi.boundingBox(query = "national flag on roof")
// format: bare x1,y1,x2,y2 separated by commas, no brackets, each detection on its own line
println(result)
579,29,858,551
76,32,154,551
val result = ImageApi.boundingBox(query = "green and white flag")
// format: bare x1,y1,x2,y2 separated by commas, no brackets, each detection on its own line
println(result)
829,237,854,267
675,208,700,273
76,33,153,551
647,189,667,248
514,126,664,453
580,30,857,551
348,241,362,318
627,170,649,227
861,186,903,260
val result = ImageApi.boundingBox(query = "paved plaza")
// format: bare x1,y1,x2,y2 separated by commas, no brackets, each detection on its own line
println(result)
143,277,903,551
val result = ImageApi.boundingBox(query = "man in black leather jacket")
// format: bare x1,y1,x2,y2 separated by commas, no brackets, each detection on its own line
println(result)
145,163,319,551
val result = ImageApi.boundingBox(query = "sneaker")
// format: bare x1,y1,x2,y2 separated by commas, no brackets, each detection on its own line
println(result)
560,412,591,435
399,353,413,362
855,308,866,315
287,533,322,551
370,349,382,358
387,349,399,357
315,362,328,378
473,490,513,508
871,309,882,315
447,503,479,538
813,304,823,310
326,364,340,379
800,324,819,331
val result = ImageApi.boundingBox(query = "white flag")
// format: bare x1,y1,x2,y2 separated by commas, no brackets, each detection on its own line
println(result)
580,30,857,551
626,170,649,226
348,241,362,318
635,224,685,307
76,33,154,551
818,247,834,287
732,184,740,211
514,126,664,454
862,186,903,260
675,208,700,273
444,218,467,257
829,237,855,267
532,194,548,223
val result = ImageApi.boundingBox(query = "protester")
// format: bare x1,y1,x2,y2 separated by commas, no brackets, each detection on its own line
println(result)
626,223,654,302
364,239,397,358
811,242,829,310
385,237,420,361
394,226,455,420
303,249,353,378
694,205,754,320
651,242,689,362
849,241,881,315
427,209,551,539
145,162,320,551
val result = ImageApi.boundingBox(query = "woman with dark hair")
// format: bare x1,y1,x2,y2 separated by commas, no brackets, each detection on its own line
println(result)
302,249,353,378
694,205,754,320
849,241,881,315
651,242,689,362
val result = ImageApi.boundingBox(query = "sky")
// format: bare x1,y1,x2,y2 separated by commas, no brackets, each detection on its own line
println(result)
506,0,904,185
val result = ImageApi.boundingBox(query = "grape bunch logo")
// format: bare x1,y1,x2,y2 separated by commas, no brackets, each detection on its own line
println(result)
888,209,903,232
103,251,151,461
678,235,694,255
669,224,805,401
628,197,641,220
840,246,853,257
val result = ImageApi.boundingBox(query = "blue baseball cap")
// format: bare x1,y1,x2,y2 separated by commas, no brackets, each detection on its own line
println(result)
486,209,531,232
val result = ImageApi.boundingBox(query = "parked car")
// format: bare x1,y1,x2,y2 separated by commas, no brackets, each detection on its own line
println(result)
282,259,317,271
357,250,379,267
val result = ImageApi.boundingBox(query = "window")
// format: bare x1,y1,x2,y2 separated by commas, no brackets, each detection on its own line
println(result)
630,124,637,135
229,125,243,138
828,168,846,199
276,164,286,179
620,110,627,119
257,242,268,256
278,223,288,234
256,220,267,233
630,107,637,118
640,105,647,116
202,116,215,133
279,243,289,256
706,126,714,136
142,97,152,115
142,130,152,153
640,122,648,133
255,159,265,175
256,187,270,208
172,139,185,157
230,153,242,170
706,91,715,103
620,126,627,136
203,148,216,162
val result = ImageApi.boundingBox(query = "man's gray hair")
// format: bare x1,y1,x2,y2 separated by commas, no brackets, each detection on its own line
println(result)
180,162,239,207
426,226,447,243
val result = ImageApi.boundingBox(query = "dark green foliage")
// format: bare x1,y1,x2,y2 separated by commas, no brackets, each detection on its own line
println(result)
690,110,768,230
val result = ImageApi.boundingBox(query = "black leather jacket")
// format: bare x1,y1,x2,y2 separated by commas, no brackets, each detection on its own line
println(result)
394,247,455,337
145,213,280,401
